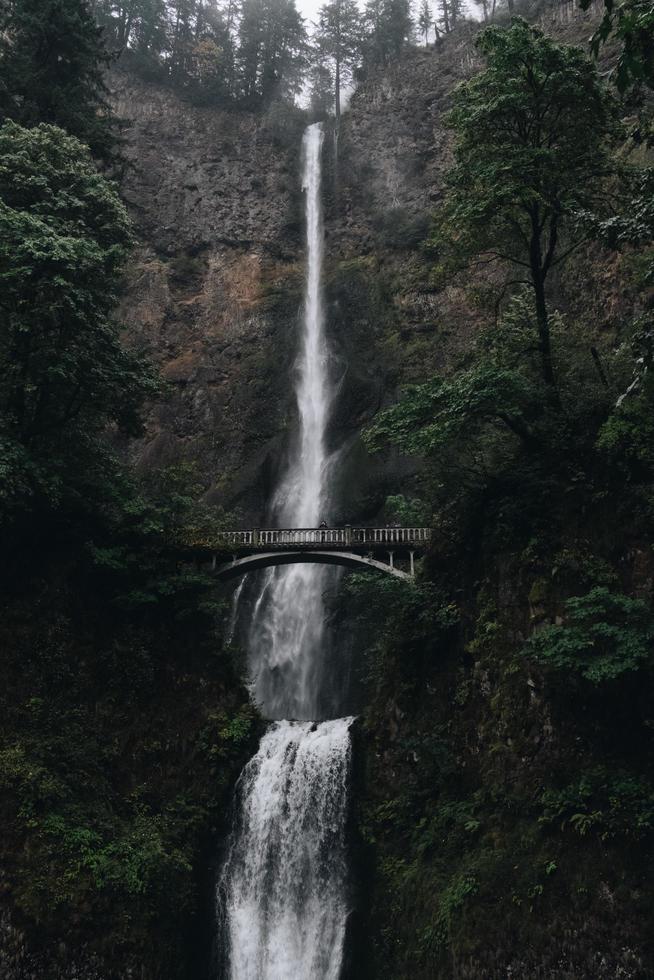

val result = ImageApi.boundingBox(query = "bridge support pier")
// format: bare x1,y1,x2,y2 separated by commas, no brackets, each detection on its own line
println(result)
388,550,394,570
410,550,415,577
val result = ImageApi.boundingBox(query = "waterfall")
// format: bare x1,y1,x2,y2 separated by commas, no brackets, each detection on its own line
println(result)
245,121,336,724
219,719,353,980
219,124,352,980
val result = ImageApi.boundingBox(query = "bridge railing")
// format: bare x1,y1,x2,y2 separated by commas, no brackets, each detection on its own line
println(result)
209,527,431,549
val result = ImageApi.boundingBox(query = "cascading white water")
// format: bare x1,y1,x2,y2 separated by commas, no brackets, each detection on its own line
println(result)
245,121,336,723
220,719,353,980
219,124,352,980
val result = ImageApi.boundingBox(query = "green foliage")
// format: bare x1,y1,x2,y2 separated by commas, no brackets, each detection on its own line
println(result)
365,363,539,457
432,873,479,948
337,573,457,705
524,586,654,682
80,461,232,615
0,121,158,523
362,0,413,65
597,324,654,478
0,0,116,159
343,573,458,638
314,0,361,118
433,19,620,387
0,578,258,961
597,389,654,471
439,19,615,267
540,768,654,840
580,0,654,91
237,0,307,106
384,493,430,525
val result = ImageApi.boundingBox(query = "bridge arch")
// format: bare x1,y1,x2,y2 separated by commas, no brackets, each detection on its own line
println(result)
213,550,412,582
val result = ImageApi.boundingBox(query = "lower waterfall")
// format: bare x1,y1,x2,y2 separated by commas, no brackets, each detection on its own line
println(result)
219,719,353,980
218,122,353,979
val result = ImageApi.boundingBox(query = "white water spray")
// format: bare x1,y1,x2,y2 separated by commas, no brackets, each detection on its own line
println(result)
245,122,337,723
219,124,352,980
220,718,353,980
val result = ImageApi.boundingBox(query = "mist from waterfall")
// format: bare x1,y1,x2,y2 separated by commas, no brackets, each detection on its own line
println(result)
219,124,352,980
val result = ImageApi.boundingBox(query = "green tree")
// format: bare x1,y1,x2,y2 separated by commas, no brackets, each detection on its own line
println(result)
434,20,617,390
314,0,361,122
417,0,432,45
437,0,449,34
365,363,540,459
237,0,306,105
524,587,654,683
0,122,157,519
0,0,115,158
362,0,412,64
580,0,654,91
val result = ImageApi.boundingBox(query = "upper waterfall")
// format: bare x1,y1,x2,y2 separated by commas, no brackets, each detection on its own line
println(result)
275,122,331,529
244,123,341,723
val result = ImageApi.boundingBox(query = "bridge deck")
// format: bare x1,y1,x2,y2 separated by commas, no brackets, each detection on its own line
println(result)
205,526,431,553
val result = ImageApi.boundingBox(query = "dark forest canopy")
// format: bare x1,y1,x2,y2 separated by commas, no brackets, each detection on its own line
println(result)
2,0,652,121
89,0,423,108
0,0,116,156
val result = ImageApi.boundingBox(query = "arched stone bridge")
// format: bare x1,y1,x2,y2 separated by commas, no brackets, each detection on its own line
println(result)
197,526,431,582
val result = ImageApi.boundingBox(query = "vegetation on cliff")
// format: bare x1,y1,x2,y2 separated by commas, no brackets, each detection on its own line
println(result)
0,7,257,975
2,0,654,975
355,18,654,979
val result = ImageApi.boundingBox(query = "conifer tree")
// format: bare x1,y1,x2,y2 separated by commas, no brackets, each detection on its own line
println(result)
417,0,432,45
436,0,449,34
0,0,115,158
315,0,361,122
363,0,412,64
237,0,306,105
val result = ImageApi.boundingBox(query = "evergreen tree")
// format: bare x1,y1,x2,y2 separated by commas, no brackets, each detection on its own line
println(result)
436,0,448,33
448,0,463,28
0,0,115,158
363,0,412,64
169,0,198,82
436,0,462,34
314,0,361,121
131,0,168,61
307,56,334,117
237,0,306,105
417,0,432,45
188,3,235,100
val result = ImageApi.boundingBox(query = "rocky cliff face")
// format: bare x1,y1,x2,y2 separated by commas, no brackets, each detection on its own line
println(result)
111,3,614,526
105,11,619,533
111,70,309,519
